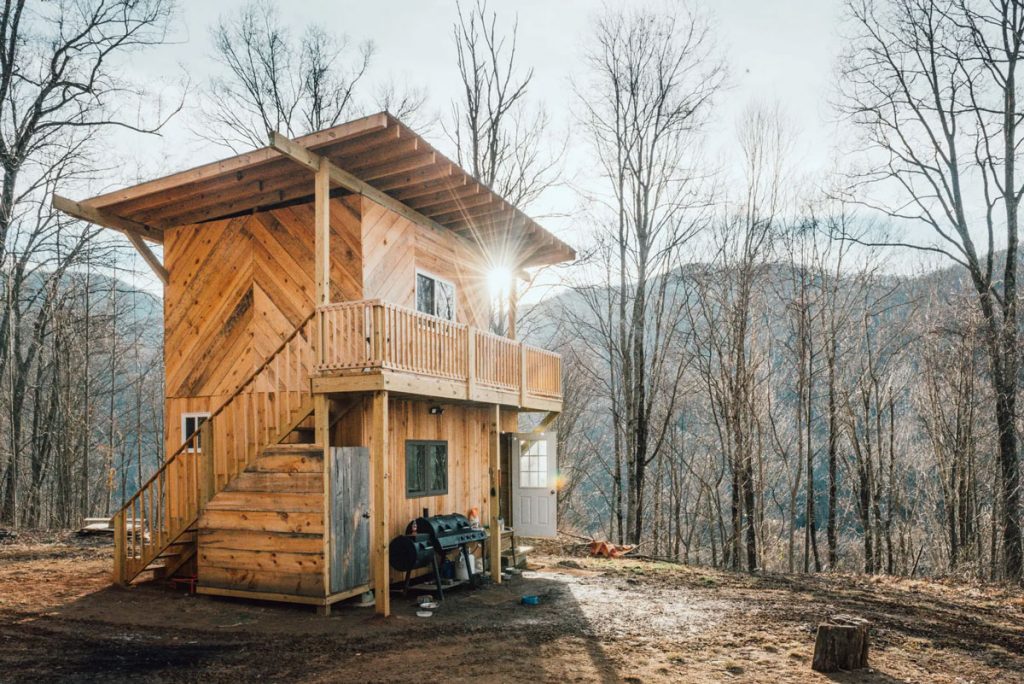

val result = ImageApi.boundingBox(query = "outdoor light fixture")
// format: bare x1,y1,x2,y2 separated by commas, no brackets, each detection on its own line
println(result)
429,406,445,415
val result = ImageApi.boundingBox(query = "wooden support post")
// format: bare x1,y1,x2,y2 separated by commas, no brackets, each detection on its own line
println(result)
371,303,385,364
314,163,331,306
507,284,518,340
199,420,215,505
533,411,560,433
51,194,168,285
113,510,126,585
489,404,502,583
467,327,477,400
314,163,330,367
315,394,332,603
371,391,391,616
519,344,528,407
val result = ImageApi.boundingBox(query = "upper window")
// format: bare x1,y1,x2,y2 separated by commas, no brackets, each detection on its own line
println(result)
416,271,456,321
182,412,210,453
406,440,448,498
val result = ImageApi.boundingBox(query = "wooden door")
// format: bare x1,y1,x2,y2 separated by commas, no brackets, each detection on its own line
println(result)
330,446,370,593
511,432,558,538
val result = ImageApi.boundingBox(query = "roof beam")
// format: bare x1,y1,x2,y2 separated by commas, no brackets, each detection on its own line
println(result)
86,112,389,209
52,194,169,285
413,189,493,215
269,131,457,241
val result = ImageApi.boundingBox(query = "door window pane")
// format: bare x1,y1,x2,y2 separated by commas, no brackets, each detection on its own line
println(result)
519,440,548,488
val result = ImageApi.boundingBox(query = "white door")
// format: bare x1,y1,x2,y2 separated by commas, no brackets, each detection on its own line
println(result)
511,432,557,538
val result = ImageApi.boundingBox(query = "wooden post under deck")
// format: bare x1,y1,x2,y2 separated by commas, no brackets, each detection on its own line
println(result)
489,404,502,583
371,390,391,616
315,394,332,615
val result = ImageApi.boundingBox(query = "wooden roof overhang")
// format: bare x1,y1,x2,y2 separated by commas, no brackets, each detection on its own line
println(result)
55,112,575,272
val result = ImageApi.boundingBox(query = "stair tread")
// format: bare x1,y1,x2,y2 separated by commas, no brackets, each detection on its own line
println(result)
224,474,323,494
248,456,322,474
261,443,322,452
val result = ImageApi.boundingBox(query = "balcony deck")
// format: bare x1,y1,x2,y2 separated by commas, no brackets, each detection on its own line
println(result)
310,300,563,412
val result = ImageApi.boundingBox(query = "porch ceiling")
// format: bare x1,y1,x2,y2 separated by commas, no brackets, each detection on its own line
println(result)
76,112,575,268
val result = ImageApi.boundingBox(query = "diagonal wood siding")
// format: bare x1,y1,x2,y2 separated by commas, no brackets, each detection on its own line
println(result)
163,196,362,456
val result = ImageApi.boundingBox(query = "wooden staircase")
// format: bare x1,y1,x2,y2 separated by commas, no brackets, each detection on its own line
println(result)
196,443,326,598
113,312,318,585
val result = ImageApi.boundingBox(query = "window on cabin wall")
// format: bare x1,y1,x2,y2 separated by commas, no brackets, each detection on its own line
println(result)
406,440,448,497
182,412,211,452
416,271,456,321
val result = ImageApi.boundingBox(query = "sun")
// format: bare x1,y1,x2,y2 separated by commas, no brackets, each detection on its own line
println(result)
486,265,513,300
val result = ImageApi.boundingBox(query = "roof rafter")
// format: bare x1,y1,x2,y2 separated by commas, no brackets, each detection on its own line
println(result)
52,194,169,285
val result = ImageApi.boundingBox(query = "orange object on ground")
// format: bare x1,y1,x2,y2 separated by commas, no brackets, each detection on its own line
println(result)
587,540,635,558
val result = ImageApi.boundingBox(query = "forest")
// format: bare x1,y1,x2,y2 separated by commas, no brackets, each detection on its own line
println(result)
0,0,1022,594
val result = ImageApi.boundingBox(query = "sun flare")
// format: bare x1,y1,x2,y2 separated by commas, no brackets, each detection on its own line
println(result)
486,265,513,300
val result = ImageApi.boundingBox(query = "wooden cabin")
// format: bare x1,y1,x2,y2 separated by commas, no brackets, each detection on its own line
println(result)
53,113,573,616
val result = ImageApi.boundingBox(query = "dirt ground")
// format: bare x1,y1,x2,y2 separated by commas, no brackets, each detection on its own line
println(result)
1,533,1022,683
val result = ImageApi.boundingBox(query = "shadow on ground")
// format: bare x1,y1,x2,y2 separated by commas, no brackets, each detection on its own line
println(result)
1,570,620,683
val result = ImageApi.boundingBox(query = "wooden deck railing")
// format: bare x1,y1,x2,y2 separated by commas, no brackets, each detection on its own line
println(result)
113,312,318,584
317,300,562,403
525,346,562,398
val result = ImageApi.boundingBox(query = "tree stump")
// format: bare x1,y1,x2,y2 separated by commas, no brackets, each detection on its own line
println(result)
811,615,870,673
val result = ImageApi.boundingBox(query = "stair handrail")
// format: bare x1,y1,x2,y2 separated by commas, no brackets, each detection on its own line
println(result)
113,309,318,582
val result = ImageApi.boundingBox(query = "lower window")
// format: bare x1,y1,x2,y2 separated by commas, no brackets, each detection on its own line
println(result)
406,440,448,497
181,412,210,452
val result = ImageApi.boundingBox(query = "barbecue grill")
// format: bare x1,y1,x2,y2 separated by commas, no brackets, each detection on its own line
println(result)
388,512,487,599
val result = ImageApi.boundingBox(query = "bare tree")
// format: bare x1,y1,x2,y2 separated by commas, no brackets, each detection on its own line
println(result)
0,0,177,526
373,78,432,133
200,0,374,152
569,4,724,545
444,0,561,211
840,0,1024,580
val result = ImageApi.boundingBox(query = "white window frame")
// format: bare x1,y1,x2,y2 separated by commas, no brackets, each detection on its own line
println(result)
518,437,550,489
415,269,457,322
181,412,211,453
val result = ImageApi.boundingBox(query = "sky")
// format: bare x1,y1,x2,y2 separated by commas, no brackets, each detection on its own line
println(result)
99,0,848,294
